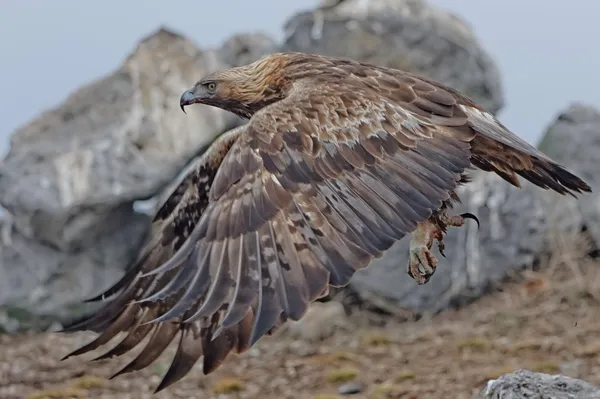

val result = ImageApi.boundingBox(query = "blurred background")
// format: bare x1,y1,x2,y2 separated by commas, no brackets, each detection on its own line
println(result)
3,0,600,155
1,1,599,398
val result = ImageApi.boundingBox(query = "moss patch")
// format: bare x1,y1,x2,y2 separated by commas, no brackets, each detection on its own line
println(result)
212,376,245,394
326,367,359,383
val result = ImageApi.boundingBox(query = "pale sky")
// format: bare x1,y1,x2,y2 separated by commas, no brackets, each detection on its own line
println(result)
1,0,599,156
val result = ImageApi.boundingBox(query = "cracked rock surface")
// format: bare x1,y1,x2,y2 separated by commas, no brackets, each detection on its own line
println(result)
478,369,600,399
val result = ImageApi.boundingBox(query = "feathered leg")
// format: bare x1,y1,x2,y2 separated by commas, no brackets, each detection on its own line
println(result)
407,211,479,285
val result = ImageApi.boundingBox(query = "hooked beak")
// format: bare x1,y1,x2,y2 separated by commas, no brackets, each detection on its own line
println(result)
179,87,204,114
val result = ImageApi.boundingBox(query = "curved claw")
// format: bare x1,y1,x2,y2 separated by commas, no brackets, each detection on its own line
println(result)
460,212,480,230
437,240,446,258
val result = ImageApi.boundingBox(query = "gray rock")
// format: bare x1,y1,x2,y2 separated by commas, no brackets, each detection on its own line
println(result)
282,0,504,114
0,211,149,333
347,103,600,314
0,26,235,251
537,103,600,245
0,26,248,332
338,382,363,395
282,301,350,342
218,32,279,68
0,26,284,333
478,369,600,399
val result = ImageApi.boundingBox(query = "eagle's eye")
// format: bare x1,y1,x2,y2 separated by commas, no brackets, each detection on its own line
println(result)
205,82,218,93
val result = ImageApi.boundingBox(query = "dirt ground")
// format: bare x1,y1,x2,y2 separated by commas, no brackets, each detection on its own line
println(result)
2,234,600,399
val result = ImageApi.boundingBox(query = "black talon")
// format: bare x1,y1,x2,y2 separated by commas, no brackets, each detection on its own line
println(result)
437,240,446,258
460,212,480,230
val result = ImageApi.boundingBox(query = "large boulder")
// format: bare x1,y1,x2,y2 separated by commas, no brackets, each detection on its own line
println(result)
347,103,600,315
218,32,279,68
537,104,600,245
0,27,235,252
478,369,600,399
0,210,148,333
282,0,504,114
0,27,276,332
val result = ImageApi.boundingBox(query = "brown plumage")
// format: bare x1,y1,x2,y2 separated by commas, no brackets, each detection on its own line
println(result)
61,52,592,392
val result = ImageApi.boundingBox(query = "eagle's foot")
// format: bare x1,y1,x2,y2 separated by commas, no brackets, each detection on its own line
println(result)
407,220,442,285
438,212,480,230
407,212,480,285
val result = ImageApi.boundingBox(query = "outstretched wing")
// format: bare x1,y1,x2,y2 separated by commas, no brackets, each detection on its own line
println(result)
62,78,478,392
60,125,246,387
372,64,592,195
61,65,590,393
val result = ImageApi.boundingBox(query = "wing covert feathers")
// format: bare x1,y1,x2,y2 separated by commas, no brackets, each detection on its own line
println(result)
62,53,591,393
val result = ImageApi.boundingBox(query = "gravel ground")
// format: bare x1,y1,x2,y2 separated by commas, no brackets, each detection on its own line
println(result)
2,237,600,399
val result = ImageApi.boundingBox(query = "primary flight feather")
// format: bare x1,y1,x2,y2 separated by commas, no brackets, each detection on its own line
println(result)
61,52,592,392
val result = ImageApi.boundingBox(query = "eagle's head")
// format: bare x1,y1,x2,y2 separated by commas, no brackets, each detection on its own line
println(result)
180,52,304,119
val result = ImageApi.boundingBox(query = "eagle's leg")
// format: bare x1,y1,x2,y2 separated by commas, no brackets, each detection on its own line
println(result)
407,211,480,285
407,219,442,285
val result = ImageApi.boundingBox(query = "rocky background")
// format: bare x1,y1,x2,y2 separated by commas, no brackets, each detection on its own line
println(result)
1,0,599,398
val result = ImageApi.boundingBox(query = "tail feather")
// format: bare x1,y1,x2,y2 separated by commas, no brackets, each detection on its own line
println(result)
517,159,591,197
462,104,592,197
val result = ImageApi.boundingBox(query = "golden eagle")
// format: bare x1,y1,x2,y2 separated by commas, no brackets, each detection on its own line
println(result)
61,52,591,392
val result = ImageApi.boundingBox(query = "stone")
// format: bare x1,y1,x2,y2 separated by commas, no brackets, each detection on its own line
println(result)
282,301,350,342
338,382,364,395
537,103,600,246
478,369,600,399
0,26,236,252
347,103,600,315
282,0,504,114
0,27,240,332
0,26,283,332
218,32,279,68
0,211,149,333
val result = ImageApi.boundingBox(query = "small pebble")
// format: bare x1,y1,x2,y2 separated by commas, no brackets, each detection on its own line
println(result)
248,348,261,358
338,381,363,395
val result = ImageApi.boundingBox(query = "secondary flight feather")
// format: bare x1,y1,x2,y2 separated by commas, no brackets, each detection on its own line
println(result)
61,52,592,392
